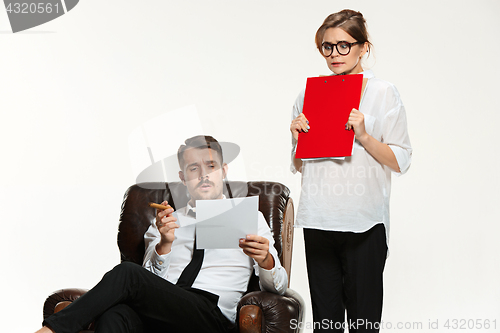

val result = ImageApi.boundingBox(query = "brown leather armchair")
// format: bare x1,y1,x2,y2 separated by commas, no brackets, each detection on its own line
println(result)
43,181,304,332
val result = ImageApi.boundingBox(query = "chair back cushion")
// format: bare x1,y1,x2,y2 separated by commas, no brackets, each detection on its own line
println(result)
118,181,290,268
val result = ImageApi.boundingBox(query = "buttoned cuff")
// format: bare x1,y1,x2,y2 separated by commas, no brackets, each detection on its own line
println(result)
151,247,171,272
258,265,281,290
256,259,287,295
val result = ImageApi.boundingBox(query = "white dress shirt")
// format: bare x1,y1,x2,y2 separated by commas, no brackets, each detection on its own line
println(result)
143,202,288,323
291,70,412,241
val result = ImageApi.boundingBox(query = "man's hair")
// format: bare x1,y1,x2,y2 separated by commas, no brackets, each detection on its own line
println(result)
177,135,224,169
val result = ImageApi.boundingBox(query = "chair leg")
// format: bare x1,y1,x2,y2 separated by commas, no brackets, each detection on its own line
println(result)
238,304,262,333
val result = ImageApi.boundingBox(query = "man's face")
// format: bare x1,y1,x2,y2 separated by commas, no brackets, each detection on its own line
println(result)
179,147,228,206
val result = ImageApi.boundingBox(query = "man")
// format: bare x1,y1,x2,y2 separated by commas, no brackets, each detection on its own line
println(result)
36,135,288,333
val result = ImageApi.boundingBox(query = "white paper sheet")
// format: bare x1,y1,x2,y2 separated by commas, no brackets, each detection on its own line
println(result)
195,196,259,249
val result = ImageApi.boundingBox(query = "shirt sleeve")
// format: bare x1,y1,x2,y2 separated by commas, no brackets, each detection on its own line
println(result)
290,89,305,174
143,223,171,278
254,212,288,295
381,84,413,175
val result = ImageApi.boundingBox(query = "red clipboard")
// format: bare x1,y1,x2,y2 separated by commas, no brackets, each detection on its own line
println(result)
295,74,364,159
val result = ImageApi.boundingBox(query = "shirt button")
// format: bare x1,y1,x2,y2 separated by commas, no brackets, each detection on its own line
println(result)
159,261,163,265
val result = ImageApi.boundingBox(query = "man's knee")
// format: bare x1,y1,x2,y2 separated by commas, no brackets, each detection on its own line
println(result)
99,261,146,291
107,261,144,278
114,261,141,272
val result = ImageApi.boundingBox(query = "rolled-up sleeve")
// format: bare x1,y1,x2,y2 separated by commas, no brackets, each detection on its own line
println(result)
389,145,411,175
382,85,412,175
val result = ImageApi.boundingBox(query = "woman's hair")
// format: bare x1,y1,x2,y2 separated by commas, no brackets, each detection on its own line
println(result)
315,9,372,56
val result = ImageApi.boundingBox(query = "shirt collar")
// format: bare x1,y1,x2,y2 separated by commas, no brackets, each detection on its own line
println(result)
361,69,375,79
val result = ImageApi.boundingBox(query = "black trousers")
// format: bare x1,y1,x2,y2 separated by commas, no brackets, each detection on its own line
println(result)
43,262,236,333
303,224,387,333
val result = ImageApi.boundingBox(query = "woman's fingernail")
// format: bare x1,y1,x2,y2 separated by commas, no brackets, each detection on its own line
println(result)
307,125,310,129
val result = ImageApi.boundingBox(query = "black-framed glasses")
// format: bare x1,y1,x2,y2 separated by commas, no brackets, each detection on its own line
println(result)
321,41,362,57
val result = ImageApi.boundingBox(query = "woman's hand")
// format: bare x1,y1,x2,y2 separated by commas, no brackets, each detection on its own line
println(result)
346,108,368,141
346,108,401,172
290,113,309,141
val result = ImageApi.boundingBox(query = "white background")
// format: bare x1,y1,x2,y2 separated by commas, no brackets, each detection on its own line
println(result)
1,1,499,332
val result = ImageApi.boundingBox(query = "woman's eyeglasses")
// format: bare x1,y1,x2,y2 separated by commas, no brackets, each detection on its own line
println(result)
321,41,362,57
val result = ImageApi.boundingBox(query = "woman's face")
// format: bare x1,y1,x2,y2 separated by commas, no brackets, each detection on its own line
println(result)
322,27,367,75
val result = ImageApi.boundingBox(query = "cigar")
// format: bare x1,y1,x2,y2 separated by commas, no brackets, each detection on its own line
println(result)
148,202,171,210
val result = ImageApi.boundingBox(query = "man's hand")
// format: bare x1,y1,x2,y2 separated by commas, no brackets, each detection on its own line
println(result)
290,113,309,141
155,200,179,255
239,235,275,270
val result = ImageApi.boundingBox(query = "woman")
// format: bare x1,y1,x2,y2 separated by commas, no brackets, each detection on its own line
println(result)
290,9,412,332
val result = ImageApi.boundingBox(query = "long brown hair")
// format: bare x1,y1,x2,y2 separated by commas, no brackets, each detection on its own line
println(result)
315,9,372,56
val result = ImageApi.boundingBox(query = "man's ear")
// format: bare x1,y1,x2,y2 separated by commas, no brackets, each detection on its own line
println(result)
179,171,186,185
222,163,228,180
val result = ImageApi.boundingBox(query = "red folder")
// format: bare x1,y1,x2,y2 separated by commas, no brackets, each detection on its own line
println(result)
295,74,363,159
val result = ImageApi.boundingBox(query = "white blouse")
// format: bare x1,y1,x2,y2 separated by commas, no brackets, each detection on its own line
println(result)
291,70,412,240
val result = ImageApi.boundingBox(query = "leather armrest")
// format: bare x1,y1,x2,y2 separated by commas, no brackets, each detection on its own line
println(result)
43,288,88,319
237,290,301,333
43,288,94,332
